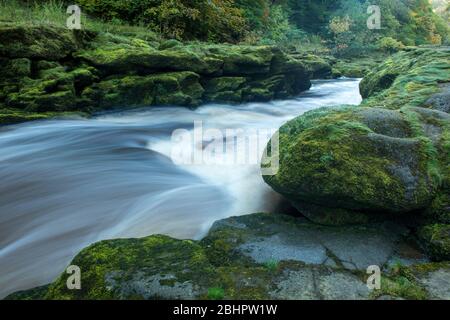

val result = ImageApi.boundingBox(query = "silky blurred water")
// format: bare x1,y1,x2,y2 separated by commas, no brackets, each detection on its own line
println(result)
0,79,362,298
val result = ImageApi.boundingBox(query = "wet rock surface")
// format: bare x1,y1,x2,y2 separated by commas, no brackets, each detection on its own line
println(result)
8,213,447,300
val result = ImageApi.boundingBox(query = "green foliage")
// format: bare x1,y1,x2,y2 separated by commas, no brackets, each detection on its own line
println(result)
263,258,279,271
76,0,247,42
11,0,448,48
207,287,225,300
378,37,405,53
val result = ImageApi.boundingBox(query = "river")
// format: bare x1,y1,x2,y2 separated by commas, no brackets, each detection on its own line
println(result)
0,78,362,298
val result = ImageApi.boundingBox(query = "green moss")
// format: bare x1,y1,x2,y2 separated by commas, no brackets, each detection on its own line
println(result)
332,55,386,78
370,262,428,300
43,235,215,300
289,53,332,79
0,58,31,78
425,193,450,224
418,224,450,261
82,71,204,110
375,275,428,300
264,259,280,272
0,108,84,125
207,287,224,300
4,284,50,300
0,24,77,60
360,48,450,109
373,261,450,300
264,105,438,220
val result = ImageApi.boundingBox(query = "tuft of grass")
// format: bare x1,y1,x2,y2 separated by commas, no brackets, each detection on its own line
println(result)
0,0,159,37
207,287,225,300
263,258,279,272
371,263,428,300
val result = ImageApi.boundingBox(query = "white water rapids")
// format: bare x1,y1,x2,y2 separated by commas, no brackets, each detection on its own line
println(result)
0,79,362,298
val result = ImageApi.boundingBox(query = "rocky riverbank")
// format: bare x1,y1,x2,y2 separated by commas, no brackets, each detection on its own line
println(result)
2,19,449,300
263,47,450,261
0,23,335,125
6,213,449,300
7,47,449,301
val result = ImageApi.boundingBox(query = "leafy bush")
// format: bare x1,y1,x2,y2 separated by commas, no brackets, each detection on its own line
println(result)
76,0,247,42
378,37,405,53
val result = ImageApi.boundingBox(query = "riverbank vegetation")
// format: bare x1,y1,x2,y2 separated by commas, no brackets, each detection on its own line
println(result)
3,0,449,55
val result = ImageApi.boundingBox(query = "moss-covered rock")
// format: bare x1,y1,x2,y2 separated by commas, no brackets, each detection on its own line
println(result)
360,48,450,107
203,77,246,103
418,224,450,261
81,71,204,110
292,53,332,79
5,65,98,112
263,105,442,224
0,58,32,78
44,235,215,300
263,48,449,226
332,56,386,79
0,25,77,60
7,212,444,301
0,23,314,124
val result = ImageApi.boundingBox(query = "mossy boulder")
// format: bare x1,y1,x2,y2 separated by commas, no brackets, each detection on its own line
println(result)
0,58,31,78
43,235,215,300
332,56,385,78
418,224,450,261
203,77,246,103
263,105,443,224
263,48,449,226
291,53,332,79
76,35,214,76
360,48,450,107
81,71,204,110
7,212,442,301
0,24,314,124
0,25,77,60
5,66,98,112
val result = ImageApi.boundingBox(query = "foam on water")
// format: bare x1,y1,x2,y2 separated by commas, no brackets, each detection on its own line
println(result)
0,79,362,298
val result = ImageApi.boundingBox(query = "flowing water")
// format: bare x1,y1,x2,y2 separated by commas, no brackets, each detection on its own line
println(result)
0,79,362,298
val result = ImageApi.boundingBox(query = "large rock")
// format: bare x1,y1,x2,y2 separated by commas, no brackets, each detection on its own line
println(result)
44,235,214,300
263,48,450,227
81,71,204,110
360,48,450,107
7,213,446,301
0,25,77,60
263,106,443,224
0,24,314,120
418,224,450,261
